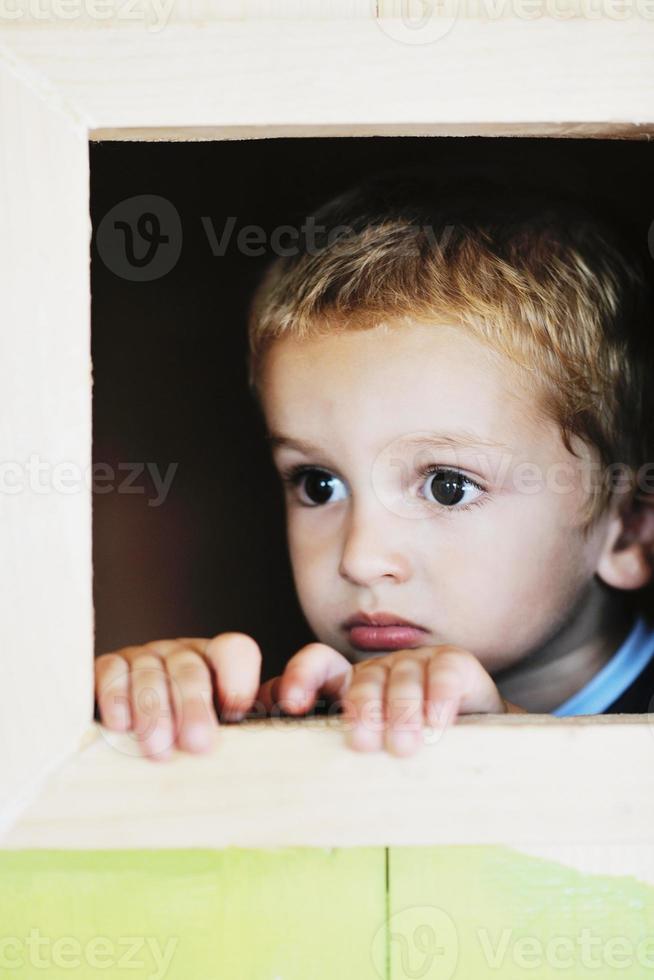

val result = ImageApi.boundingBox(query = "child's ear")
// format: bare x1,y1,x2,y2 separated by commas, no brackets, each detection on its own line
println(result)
596,493,654,590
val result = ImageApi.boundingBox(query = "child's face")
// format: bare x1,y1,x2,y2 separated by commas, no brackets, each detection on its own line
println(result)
259,318,613,671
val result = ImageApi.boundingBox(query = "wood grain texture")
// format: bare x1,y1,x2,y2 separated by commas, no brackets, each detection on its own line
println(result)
1,5,653,860
1,20,653,139
0,55,94,836
2,715,653,850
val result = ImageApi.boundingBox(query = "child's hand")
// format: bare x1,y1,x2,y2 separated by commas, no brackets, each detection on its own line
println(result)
94,633,262,761
262,643,527,756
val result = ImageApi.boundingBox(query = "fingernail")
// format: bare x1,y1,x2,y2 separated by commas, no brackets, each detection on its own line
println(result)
146,725,174,759
388,729,419,756
182,724,212,752
347,724,378,751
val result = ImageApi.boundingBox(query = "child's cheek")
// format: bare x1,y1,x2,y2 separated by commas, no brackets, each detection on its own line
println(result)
450,534,591,669
285,516,333,598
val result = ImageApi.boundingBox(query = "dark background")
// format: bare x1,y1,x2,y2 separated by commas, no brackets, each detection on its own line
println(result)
90,136,654,680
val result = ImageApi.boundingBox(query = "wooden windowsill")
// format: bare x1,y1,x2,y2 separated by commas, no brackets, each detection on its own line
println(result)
2,713,652,850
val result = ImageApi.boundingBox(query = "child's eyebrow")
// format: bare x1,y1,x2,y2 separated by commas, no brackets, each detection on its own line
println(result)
267,434,322,455
267,430,513,454
400,431,514,453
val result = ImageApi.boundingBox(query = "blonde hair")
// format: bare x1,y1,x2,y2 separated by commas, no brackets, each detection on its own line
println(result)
247,168,654,537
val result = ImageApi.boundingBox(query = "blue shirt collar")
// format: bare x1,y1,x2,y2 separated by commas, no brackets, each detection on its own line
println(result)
552,613,654,716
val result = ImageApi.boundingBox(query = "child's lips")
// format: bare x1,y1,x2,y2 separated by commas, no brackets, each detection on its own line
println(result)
346,625,429,652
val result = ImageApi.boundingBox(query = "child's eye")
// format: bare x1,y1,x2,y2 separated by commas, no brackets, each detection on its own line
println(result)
279,463,486,512
280,466,348,507
419,466,486,511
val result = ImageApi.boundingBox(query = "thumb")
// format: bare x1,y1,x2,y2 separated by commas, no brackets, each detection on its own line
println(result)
278,642,353,714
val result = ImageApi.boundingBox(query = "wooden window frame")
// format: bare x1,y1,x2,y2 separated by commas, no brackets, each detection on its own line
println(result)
1,7,653,865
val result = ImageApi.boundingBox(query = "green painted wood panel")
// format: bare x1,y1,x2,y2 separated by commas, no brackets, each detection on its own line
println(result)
4,844,652,979
0,847,387,979
387,846,654,979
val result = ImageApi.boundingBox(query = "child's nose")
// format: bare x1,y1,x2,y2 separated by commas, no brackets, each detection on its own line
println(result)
338,499,411,586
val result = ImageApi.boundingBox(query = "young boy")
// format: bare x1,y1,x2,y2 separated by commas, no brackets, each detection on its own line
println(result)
95,167,654,761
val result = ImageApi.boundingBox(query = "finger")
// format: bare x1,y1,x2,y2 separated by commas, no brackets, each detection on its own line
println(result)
129,653,176,761
95,653,132,731
277,643,353,715
256,675,283,715
106,639,185,664
341,661,389,752
425,646,504,727
203,632,263,722
165,649,216,753
385,656,425,756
